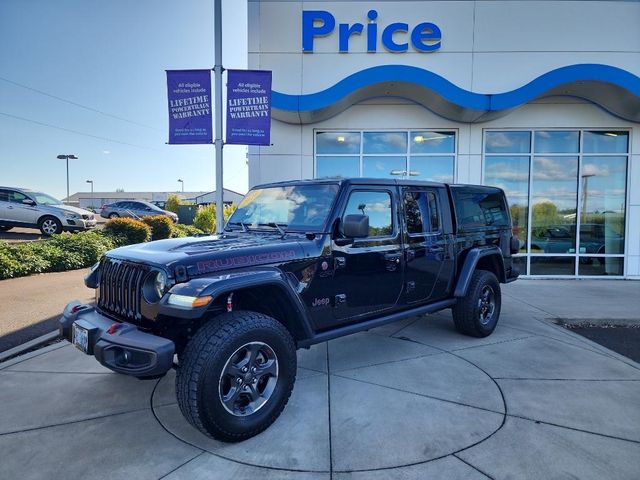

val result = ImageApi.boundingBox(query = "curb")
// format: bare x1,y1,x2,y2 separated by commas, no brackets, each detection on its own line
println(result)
0,330,60,363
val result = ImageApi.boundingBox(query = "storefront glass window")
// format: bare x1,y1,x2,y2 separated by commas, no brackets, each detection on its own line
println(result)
363,132,407,154
363,156,407,178
316,130,457,183
485,131,530,154
483,130,628,277
409,156,454,183
534,131,579,153
316,132,360,154
583,131,628,154
484,155,529,252
411,131,455,154
316,156,360,178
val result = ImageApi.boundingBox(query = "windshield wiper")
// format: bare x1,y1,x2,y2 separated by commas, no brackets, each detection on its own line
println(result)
258,222,287,238
226,221,249,232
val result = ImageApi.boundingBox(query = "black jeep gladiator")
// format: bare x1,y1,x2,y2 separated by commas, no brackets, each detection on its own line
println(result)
59,178,518,442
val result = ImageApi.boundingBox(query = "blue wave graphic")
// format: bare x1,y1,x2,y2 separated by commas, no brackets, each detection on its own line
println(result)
272,64,640,114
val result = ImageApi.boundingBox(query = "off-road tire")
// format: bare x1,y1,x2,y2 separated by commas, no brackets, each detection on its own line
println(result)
38,216,62,236
176,310,297,442
452,270,501,338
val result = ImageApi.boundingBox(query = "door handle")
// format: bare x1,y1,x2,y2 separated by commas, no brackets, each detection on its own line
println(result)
384,252,402,263
428,246,444,253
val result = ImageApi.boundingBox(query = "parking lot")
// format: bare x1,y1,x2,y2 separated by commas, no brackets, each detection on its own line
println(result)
1,280,639,479
0,216,107,243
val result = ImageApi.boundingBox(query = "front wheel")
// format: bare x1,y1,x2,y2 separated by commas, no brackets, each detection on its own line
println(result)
452,270,501,338
38,216,62,236
176,311,296,442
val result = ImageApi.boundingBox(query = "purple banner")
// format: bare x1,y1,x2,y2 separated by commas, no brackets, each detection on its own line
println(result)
226,70,272,145
167,70,212,144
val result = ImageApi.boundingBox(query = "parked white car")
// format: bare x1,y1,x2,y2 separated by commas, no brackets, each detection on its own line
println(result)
0,187,97,235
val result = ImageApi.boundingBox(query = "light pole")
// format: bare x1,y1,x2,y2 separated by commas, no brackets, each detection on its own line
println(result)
86,180,94,210
56,154,78,204
178,179,184,193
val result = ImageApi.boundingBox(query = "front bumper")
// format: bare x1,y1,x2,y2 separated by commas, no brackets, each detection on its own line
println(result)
59,301,175,377
64,217,97,230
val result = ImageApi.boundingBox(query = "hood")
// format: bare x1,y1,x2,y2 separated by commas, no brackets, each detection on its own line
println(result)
105,232,308,277
44,204,94,216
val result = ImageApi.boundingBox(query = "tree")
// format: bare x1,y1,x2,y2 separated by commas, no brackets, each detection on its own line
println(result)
165,194,182,214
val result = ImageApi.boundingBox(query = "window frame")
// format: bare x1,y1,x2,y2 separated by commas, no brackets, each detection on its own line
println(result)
314,129,458,182
342,188,396,240
403,188,442,237
481,127,631,278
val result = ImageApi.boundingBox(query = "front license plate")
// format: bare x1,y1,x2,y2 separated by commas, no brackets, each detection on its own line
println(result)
72,323,89,353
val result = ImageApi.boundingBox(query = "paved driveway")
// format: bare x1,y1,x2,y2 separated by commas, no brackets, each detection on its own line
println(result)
1,285,639,479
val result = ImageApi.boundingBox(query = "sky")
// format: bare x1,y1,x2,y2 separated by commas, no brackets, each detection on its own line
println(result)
0,0,249,200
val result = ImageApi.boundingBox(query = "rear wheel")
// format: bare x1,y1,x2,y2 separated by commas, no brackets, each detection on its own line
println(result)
176,310,296,442
452,270,501,337
38,216,62,236
108,212,119,219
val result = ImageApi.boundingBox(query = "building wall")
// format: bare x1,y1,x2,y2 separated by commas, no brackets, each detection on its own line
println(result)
248,0,640,277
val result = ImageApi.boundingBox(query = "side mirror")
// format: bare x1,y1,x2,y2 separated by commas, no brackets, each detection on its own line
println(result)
343,214,369,238
22,199,36,206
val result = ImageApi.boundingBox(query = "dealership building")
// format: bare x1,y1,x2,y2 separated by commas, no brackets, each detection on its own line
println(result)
247,0,640,278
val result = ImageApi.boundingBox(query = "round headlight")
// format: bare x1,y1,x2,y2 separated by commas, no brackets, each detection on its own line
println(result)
154,271,167,298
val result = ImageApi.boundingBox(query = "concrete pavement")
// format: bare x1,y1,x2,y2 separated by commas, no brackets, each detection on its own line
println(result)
0,280,639,479
0,269,94,352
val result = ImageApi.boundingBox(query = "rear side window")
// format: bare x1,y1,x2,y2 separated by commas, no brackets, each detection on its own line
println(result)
451,187,509,230
0,190,9,202
404,190,440,234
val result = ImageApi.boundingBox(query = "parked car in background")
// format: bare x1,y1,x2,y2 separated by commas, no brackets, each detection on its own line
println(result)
531,223,624,255
100,200,178,222
0,187,97,235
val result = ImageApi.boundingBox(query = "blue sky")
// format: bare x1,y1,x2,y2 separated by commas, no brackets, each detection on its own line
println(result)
0,0,248,199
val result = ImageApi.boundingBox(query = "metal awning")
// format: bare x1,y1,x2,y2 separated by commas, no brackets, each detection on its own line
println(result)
272,64,640,124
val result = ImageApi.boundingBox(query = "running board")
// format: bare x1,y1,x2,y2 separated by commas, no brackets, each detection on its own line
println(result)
299,298,457,348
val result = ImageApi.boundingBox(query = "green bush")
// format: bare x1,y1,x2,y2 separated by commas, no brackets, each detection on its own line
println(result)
103,217,151,245
0,231,116,280
193,203,238,234
142,215,174,240
193,205,216,233
164,194,182,214
172,224,205,238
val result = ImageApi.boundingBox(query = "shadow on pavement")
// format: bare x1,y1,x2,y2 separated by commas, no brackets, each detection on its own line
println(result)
0,314,61,352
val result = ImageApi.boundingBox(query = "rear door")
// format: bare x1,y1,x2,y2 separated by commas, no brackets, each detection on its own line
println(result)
330,187,404,322
0,189,11,222
402,187,451,303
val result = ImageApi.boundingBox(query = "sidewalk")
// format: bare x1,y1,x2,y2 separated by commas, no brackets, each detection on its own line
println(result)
0,279,639,479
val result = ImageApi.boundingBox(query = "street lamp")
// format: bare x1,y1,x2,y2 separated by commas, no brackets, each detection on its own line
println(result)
178,179,184,193
86,180,94,210
56,154,78,204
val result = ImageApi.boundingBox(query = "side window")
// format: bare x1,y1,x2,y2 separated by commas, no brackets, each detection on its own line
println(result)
451,188,509,230
8,191,27,204
427,192,440,232
404,190,440,234
0,190,9,202
344,190,393,237
404,191,427,234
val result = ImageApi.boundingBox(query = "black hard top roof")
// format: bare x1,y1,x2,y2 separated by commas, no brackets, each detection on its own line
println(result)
254,177,498,191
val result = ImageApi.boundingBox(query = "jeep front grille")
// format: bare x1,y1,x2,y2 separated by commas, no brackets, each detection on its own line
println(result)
98,258,149,321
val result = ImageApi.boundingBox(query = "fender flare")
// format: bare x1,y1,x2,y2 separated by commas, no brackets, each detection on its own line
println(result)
162,267,315,342
454,247,506,298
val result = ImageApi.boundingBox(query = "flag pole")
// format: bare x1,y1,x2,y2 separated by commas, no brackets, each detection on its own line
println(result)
214,0,224,234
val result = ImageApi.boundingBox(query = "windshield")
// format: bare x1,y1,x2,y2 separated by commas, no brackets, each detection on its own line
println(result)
227,184,339,232
31,192,62,205
141,201,163,211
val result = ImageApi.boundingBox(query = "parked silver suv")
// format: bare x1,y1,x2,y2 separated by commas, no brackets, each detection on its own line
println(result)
0,187,97,235
100,200,178,222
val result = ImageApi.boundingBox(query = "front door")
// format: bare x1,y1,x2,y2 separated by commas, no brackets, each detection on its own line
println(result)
331,188,404,322
3,190,37,225
402,187,451,303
